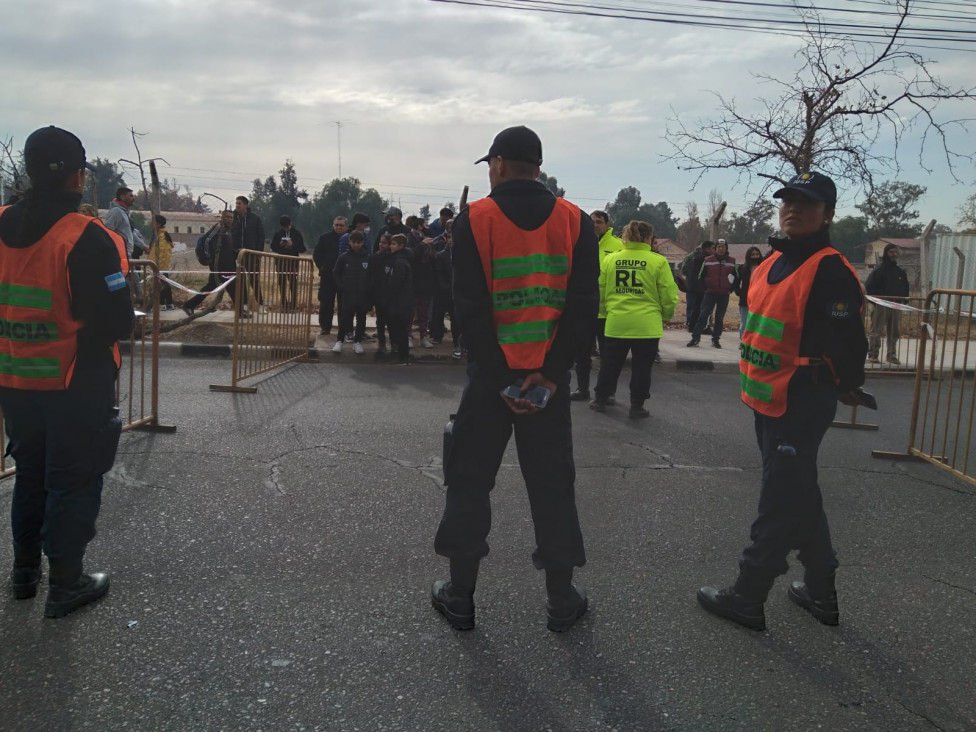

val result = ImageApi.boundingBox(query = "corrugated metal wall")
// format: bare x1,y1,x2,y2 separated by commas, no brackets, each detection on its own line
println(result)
928,235,976,291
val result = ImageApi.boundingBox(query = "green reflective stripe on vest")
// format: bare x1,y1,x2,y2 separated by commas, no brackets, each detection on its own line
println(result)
745,311,784,341
739,343,780,371
497,319,557,345
740,372,774,403
493,286,566,312
0,318,59,342
0,354,61,379
492,254,569,279
0,283,53,310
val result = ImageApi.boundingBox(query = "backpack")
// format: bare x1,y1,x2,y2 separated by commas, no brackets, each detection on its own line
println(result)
196,225,217,266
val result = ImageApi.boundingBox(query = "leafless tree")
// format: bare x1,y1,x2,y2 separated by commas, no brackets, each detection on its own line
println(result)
666,0,975,197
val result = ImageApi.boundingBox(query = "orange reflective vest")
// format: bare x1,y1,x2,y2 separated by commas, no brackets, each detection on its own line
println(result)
0,206,127,390
469,196,580,370
740,247,860,417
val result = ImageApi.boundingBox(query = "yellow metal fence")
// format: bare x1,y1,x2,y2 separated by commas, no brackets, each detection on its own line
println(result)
873,288,976,486
209,250,316,394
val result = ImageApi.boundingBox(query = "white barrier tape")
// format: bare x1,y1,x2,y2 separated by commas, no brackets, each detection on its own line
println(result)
866,295,932,313
158,273,236,297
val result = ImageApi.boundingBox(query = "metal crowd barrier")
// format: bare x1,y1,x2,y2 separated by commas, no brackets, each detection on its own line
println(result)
1,259,175,481
863,296,928,375
210,250,316,394
873,289,976,487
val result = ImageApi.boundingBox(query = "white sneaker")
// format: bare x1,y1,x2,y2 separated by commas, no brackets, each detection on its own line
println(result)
408,337,414,347
421,338,433,348
332,341,343,353
353,342,365,355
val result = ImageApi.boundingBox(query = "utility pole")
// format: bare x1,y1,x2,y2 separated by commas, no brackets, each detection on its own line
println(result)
332,121,343,178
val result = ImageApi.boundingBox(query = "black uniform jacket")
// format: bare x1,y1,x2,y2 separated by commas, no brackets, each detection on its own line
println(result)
451,179,599,392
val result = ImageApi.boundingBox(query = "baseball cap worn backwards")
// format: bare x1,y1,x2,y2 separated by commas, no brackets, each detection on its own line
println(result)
773,171,837,208
475,125,543,165
24,126,91,185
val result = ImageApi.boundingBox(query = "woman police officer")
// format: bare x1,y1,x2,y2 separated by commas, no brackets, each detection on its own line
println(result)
697,172,867,631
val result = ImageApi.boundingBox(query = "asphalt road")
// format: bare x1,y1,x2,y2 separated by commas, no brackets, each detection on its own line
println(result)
1,358,974,731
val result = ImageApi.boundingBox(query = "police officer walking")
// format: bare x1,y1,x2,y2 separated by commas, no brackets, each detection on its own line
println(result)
0,126,134,618
698,172,867,631
431,126,599,632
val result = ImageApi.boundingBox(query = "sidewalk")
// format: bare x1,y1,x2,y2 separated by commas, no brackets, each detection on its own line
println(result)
155,308,744,371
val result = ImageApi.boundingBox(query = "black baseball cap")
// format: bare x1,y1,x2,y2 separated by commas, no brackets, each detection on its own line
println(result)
384,206,402,217
24,126,93,185
773,171,837,208
474,125,543,165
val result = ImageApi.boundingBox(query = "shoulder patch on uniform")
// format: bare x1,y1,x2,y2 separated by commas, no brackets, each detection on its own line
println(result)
105,272,127,292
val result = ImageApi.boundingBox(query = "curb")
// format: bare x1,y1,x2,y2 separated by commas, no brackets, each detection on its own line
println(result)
122,340,738,372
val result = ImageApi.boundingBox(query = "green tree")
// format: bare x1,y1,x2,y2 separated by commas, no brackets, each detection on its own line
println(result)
537,171,565,198
82,157,128,209
830,215,869,263
606,187,678,240
958,193,976,235
249,160,309,233
134,178,200,212
419,204,431,222
727,199,776,243
855,181,926,239
294,177,388,240
676,202,704,250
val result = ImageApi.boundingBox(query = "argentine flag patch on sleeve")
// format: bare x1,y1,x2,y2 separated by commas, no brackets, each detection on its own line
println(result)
105,272,127,292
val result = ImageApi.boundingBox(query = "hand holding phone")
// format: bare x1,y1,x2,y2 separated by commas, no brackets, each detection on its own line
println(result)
502,384,551,408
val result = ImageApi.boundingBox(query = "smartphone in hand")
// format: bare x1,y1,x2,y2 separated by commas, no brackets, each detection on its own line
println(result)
502,384,551,409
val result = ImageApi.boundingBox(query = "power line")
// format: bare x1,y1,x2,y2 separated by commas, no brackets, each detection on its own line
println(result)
427,0,976,51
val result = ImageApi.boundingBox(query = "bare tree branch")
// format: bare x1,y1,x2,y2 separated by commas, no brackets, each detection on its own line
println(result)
664,0,975,200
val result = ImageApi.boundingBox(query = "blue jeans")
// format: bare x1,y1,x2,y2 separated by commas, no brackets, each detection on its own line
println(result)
693,293,729,343
1,366,119,562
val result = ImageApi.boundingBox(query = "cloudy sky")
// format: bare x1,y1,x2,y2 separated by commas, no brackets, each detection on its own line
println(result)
2,0,973,228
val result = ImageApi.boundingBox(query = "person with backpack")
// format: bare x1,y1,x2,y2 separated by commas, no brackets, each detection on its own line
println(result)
183,210,245,316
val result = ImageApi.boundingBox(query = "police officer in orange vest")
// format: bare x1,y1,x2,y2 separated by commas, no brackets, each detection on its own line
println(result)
431,126,599,632
698,172,867,631
0,126,134,618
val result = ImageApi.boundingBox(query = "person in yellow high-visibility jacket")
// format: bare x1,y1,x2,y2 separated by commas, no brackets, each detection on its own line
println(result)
590,220,678,418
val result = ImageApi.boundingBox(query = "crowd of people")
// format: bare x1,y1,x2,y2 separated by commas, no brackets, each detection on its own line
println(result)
312,206,462,363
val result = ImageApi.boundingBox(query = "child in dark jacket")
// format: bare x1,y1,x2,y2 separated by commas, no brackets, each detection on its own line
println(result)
332,230,371,354
370,234,394,356
387,234,415,364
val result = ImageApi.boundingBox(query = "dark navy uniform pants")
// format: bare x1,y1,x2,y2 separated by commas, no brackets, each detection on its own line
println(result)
435,374,586,570
740,377,840,584
1,366,119,563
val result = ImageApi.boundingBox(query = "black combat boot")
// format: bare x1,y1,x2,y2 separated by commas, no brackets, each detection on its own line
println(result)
431,557,479,631
697,572,770,632
11,542,42,600
545,565,588,632
45,559,110,619
569,374,590,401
788,572,839,626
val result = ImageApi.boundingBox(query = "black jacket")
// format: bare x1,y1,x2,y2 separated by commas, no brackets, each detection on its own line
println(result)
764,231,867,392
270,227,306,256
233,209,265,252
333,247,371,308
864,258,910,299
410,239,437,298
681,248,709,294
208,226,237,274
733,261,761,308
370,250,393,307
387,249,414,317
435,246,453,293
313,230,342,276
0,192,135,374
452,179,599,391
